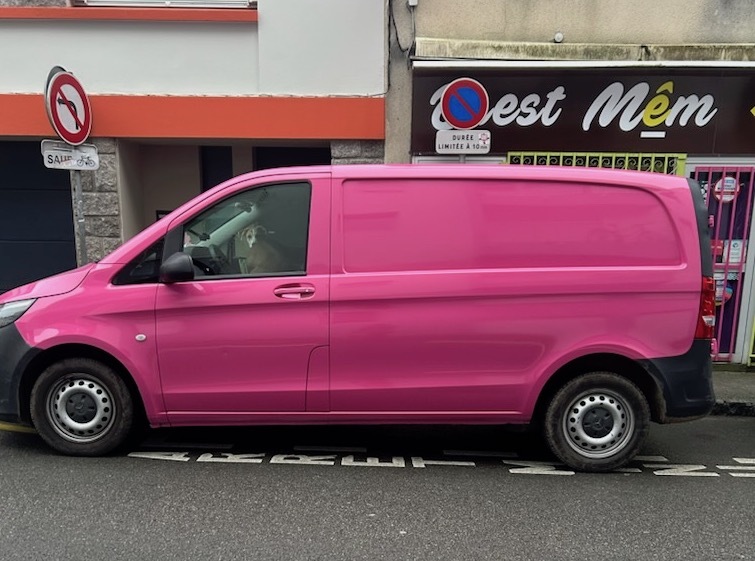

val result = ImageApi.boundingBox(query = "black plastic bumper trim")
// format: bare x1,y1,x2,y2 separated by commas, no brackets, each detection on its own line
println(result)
0,324,38,424
639,339,715,422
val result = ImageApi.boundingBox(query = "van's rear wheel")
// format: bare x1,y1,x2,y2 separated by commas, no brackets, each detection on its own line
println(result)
543,372,650,472
30,358,134,456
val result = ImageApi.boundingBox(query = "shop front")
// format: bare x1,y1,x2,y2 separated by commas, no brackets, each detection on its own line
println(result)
410,61,755,363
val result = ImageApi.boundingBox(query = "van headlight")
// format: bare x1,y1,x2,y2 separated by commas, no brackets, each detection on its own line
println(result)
0,299,36,328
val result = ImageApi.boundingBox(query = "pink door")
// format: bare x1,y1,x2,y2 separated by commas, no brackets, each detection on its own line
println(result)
156,175,330,419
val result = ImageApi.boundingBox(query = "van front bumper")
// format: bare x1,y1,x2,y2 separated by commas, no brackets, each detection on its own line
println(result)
0,324,37,425
640,339,716,422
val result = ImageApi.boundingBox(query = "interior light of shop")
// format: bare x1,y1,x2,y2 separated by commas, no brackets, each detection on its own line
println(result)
74,0,253,8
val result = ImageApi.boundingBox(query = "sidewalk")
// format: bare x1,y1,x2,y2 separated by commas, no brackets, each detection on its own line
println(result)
711,369,755,416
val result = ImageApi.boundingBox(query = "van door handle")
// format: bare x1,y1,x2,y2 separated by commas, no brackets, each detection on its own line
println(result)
273,284,316,300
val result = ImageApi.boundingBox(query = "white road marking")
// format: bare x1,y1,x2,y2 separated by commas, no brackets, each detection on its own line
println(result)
634,455,669,462
342,455,406,467
128,451,191,462
411,457,475,468
270,454,337,466
197,453,265,464
642,464,719,477
503,461,575,475
716,458,755,477
125,450,755,479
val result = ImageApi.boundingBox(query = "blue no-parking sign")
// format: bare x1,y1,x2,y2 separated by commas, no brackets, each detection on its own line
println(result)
440,78,489,130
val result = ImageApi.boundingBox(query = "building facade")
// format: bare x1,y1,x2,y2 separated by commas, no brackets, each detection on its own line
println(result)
386,0,755,364
4,0,755,364
0,0,385,287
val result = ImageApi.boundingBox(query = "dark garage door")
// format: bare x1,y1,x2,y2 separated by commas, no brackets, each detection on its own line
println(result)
0,141,76,294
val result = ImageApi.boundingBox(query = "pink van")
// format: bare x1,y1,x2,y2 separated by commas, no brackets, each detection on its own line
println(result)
0,165,715,471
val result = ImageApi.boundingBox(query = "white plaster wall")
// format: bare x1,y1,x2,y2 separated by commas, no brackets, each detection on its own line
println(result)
0,1,386,96
0,21,259,95
258,0,386,95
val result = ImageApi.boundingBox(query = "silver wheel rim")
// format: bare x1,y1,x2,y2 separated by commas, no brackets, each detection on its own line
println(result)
46,377,116,443
561,388,634,459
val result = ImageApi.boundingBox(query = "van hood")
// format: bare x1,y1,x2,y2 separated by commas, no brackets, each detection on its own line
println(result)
0,264,95,304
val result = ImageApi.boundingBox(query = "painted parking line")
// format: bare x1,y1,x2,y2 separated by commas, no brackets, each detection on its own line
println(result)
197,453,265,464
502,461,575,475
642,464,720,477
717,458,755,478
128,451,191,462
126,450,755,478
412,457,475,468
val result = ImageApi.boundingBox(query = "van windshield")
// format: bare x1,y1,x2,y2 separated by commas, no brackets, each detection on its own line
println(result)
183,191,263,245
186,203,245,243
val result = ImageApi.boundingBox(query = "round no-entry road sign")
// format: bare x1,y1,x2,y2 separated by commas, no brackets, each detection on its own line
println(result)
45,68,92,146
441,78,489,130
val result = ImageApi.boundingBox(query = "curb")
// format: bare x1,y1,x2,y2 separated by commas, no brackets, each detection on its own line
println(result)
711,401,755,417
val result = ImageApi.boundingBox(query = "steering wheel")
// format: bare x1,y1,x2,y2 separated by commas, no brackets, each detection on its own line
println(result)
207,244,230,274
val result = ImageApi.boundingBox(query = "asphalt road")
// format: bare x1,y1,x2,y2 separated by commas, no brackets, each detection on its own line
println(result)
1,417,753,561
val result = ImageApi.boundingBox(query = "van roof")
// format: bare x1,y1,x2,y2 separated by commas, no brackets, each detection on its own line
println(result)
242,163,687,192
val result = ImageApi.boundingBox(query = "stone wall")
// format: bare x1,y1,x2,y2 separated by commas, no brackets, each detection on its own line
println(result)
71,138,123,263
331,140,385,165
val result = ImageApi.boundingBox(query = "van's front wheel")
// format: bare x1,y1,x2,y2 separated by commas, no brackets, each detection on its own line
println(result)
30,358,134,456
543,372,650,472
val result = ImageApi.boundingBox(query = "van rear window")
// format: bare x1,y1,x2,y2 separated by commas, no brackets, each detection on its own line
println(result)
341,178,681,273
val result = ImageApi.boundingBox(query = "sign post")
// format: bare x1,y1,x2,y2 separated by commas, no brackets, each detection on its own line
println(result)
44,66,96,265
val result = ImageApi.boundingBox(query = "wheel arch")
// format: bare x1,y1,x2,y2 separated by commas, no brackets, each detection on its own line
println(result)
18,344,147,428
532,353,665,427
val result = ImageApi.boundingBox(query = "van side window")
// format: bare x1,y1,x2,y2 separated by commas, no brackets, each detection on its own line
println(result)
341,178,681,272
112,238,165,285
180,182,311,279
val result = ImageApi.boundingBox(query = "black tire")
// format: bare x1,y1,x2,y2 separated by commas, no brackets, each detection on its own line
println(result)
30,358,134,456
543,372,650,473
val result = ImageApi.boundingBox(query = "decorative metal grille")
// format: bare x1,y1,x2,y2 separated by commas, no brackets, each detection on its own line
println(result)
691,167,755,363
507,152,687,176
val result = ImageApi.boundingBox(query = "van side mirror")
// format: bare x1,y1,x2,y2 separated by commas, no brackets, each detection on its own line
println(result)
159,252,195,284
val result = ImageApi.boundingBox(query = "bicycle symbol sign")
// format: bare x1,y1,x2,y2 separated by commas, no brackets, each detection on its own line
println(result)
41,139,100,171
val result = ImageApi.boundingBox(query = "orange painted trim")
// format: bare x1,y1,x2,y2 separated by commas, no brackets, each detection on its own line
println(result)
0,6,258,23
0,94,385,140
